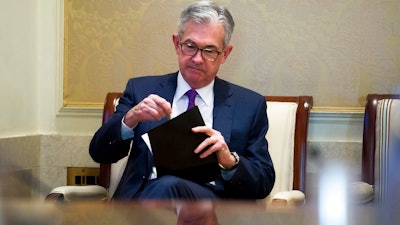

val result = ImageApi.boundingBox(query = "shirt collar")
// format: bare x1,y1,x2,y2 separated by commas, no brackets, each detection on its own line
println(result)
176,71,214,106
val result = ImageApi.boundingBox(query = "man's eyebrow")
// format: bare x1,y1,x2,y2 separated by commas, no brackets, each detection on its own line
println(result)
182,39,219,49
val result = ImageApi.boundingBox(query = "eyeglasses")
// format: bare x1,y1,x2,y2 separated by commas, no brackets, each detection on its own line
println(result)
180,42,222,62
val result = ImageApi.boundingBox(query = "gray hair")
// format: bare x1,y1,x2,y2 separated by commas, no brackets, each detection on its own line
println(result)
178,1,235,48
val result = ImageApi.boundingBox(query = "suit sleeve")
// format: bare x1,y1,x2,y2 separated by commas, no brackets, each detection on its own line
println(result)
89,81,138,163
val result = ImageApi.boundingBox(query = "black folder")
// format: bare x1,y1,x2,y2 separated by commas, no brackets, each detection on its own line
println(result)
147,106,219,183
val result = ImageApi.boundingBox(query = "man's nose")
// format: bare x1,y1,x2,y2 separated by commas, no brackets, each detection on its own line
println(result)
191,49,204,62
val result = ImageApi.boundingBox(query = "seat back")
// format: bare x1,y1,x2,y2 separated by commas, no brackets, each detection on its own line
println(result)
265,96,312,196
362,94,400,204
98,93,313,198
98,92,123,196
361,94,400,184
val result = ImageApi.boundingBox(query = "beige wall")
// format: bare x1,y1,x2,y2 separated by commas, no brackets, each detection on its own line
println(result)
0,0,103,138
0,0,38,137
64,0,400,108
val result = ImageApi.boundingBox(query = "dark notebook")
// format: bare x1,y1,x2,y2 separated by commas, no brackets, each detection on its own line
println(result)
147,106,219,183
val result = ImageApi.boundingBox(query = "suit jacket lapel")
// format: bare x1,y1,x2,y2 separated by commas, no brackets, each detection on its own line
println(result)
213,77,233,143
149,73,178,128
135,73,177,176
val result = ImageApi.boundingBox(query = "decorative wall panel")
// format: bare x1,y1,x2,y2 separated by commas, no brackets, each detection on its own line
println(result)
64,0,400,108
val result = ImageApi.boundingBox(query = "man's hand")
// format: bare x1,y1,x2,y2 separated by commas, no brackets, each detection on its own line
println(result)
192,126,237,170
123,94,172,128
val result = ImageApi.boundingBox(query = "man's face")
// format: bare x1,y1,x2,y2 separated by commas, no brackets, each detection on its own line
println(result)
173,20,233,89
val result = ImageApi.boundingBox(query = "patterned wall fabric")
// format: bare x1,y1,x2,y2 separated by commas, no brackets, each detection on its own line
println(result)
64,0,400,108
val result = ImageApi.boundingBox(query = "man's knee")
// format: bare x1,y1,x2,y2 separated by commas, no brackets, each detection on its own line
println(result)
156,175,187,189
139,176,216,199
139,176,192,199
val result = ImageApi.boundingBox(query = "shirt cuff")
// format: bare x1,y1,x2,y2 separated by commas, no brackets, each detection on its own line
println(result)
221,168,236,180
121,117,135,140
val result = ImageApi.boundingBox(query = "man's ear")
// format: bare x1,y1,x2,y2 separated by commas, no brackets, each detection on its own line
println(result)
220,45,233,64
172,34,180,52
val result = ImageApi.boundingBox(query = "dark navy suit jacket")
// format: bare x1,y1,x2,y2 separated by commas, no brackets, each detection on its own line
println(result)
89,72,275,199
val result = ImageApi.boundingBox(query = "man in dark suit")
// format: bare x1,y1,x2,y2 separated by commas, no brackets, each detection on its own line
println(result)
89,0,275,200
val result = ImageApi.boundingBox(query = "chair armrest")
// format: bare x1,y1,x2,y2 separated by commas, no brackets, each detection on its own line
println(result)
45,185,108,203
271,190,305,206
348,182,374,204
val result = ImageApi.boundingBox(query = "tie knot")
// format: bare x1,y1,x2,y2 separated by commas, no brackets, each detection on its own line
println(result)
185,89,197,110
186,89,197,100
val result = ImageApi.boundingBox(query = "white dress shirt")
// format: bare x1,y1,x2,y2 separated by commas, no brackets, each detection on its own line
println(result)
171,72,214,127
121,72,215,179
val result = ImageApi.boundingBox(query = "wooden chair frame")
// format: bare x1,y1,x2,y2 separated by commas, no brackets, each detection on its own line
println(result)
98,93,313,195
361,94,400,185
99,92,123,190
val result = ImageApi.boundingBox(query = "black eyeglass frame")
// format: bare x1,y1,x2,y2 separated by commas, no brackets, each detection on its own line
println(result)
180,42,223,62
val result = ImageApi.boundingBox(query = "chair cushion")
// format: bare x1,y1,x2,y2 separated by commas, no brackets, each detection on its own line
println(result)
265,101,298,201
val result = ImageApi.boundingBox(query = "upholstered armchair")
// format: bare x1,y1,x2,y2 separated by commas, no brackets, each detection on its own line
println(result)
263,96,312,206
47,93,313,206
350,94,400,205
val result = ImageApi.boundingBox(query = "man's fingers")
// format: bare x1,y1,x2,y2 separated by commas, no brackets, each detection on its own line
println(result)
148,94,172,115
192,127,226,159
191,126,213,136
133,94,172,121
